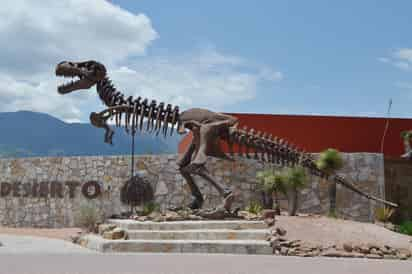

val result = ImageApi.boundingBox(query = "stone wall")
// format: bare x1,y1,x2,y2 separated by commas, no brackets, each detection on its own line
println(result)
384,158,412,222
0,153,384,227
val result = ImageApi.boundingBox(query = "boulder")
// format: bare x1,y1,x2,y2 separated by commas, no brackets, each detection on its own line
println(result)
342,242,353,252
275,227,287,236
264,218,275,227
98,224,117,235
103,227,127,240
261,209,277,219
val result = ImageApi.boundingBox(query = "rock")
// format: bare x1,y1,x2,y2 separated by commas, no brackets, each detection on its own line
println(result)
137,216,149,222
70,235,80,244
277,236,288,242
148,211,162,220
321,249,347,258
270,238,280,248
78,238,88,247
238,211,259,220
264,218,275,227
280,247,289,255
165,211,184,221
351,252,365,258
384,222,395,231
370,248,383,256
188,214,203,220
343,242,353,252
383,255,398,260
366,243,380,250
98,224,117,235
366,254,383,259
354,244,370,254
261,209,276,219
397,248,412,260
103,227,127,240
382,245,395,255
276,227,287,236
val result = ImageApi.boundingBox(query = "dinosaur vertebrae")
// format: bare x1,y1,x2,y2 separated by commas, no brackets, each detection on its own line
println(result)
225,125,319,171
96,77,180,136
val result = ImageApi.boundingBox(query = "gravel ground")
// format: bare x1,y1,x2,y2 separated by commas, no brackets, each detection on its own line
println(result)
276,215,412,250
0,227,82,241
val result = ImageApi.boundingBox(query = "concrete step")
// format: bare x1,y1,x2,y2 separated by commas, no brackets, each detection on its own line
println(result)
127,229,269,241
82,235,272,255
108,219,267,230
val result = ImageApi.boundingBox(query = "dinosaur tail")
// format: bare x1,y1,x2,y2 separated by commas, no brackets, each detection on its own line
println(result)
223,124,398,208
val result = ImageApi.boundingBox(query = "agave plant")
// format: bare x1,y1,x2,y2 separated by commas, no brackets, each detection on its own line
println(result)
375,206,395,223
284,166,307,216
316,148,343,216
256,169,286,214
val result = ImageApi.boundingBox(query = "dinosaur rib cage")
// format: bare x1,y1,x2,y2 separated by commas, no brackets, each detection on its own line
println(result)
96,77,180,137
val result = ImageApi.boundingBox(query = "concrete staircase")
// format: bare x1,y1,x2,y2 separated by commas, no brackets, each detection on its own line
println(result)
81,219,273,255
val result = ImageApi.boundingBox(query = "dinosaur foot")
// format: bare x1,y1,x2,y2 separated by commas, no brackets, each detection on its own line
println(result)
222,192,235,212
187,196,204,210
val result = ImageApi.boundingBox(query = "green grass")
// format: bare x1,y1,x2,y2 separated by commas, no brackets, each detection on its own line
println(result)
397,221,412,236
245,201,263,215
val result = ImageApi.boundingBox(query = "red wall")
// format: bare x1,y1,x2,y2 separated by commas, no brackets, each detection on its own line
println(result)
178,113,412,158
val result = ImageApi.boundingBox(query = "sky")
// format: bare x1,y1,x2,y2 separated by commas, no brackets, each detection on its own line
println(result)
1,0,412,122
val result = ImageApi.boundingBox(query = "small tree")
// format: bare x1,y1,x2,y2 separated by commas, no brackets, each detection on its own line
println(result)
256,169,286,214
316,148,343,216
284,167,307,216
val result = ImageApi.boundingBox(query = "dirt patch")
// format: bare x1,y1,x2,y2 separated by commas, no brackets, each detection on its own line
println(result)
276,215,412,250
0,226,82,241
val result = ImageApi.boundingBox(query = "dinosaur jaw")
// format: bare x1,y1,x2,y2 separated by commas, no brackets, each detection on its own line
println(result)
56,73,93,94
55,60,106,94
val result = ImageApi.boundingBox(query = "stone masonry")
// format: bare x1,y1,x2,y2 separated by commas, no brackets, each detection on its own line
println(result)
0,153,384,227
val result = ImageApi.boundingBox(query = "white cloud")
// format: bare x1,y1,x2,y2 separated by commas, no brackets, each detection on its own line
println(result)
0,0,282,122
0,0,157,121
395,48,412,63
380,48,412,71
108,49,283,111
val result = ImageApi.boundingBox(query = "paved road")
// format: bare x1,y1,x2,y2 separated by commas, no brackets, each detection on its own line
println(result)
1,253,412,274
0,234,411,274
0,234,94,254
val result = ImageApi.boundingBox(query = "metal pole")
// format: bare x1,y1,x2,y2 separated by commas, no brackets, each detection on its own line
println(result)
380,98,392,154
130,129,136,214
131,130,136,178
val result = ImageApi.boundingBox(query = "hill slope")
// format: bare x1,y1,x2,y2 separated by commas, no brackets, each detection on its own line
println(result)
0,111,181,158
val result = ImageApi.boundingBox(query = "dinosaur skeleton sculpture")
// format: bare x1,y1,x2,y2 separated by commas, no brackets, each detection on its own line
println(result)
55,60,398,211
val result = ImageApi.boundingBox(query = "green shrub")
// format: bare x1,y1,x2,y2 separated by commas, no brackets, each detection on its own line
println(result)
256,169,286,194
316,148,343,217
398,221,412,236
74,203,102,231
316,148,343,174
245,201,263,215
284,167,307,216
284,167,307,189
141,202,160,216
375,207,395,223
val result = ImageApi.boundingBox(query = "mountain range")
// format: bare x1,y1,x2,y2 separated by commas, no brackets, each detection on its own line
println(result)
0,111,182,158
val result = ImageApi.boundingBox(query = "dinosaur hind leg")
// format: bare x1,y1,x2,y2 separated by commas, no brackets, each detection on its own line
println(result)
188,164,234,211
177,142,204,209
